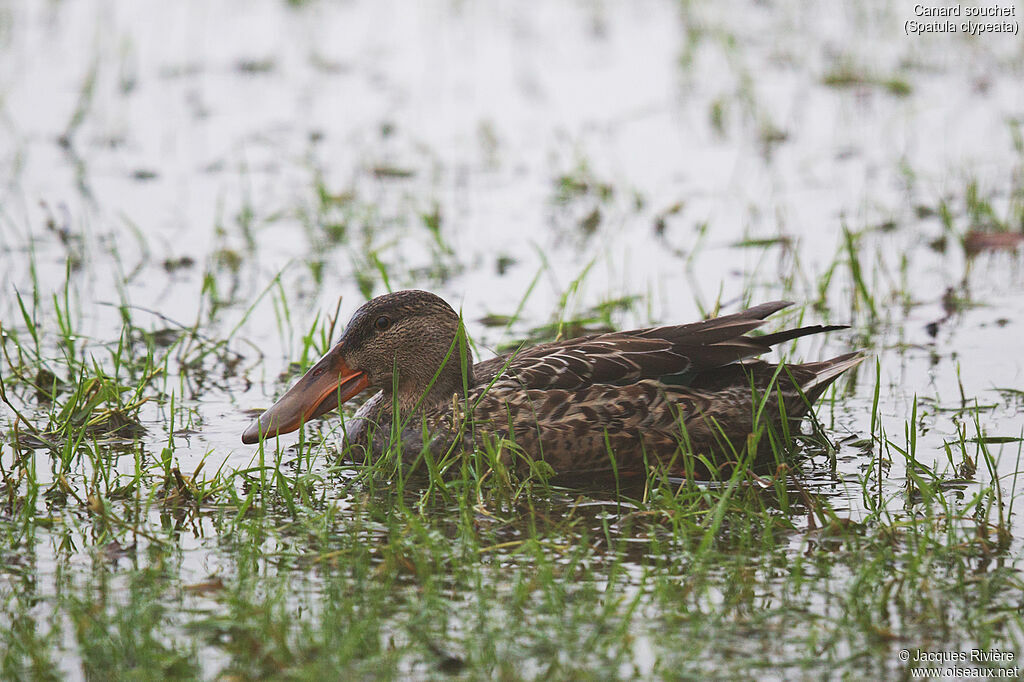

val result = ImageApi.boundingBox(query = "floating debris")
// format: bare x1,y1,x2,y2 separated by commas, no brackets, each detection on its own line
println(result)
964,230,1024,255
371,165,416,179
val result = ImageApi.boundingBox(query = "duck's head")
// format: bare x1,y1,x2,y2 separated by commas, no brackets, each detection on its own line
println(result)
241,290,472,444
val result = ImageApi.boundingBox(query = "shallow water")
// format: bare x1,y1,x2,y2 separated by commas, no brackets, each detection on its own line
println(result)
2,0,1023,678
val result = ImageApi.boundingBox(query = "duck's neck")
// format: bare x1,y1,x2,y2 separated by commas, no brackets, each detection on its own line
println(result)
384,348,475,416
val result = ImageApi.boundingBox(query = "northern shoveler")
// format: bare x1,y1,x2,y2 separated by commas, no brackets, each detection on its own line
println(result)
242,290,862,476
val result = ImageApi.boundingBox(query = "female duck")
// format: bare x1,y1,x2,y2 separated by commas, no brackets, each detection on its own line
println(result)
242,290,861,476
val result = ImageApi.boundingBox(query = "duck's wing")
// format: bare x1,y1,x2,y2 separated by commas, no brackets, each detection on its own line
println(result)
475,301,846,391
689,352,865,399
468,353,865,476
469,379,709,474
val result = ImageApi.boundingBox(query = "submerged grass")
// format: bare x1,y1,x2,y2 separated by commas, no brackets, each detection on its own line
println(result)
2,239,1022,678
3,408,1020,678
3,204,1023,681
3,171,1023,680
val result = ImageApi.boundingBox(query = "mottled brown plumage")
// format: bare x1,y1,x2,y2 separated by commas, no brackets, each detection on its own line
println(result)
242,290,863,477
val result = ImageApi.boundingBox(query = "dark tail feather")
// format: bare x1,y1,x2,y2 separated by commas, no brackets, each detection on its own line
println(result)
756,324,849,349
735,300,794,320
637,300,794,343
796,352,866,402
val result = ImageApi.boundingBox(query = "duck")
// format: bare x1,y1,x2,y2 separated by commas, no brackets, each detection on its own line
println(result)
241,290,862,477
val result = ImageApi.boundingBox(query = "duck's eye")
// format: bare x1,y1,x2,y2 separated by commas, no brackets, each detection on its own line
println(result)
374,315,391,331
